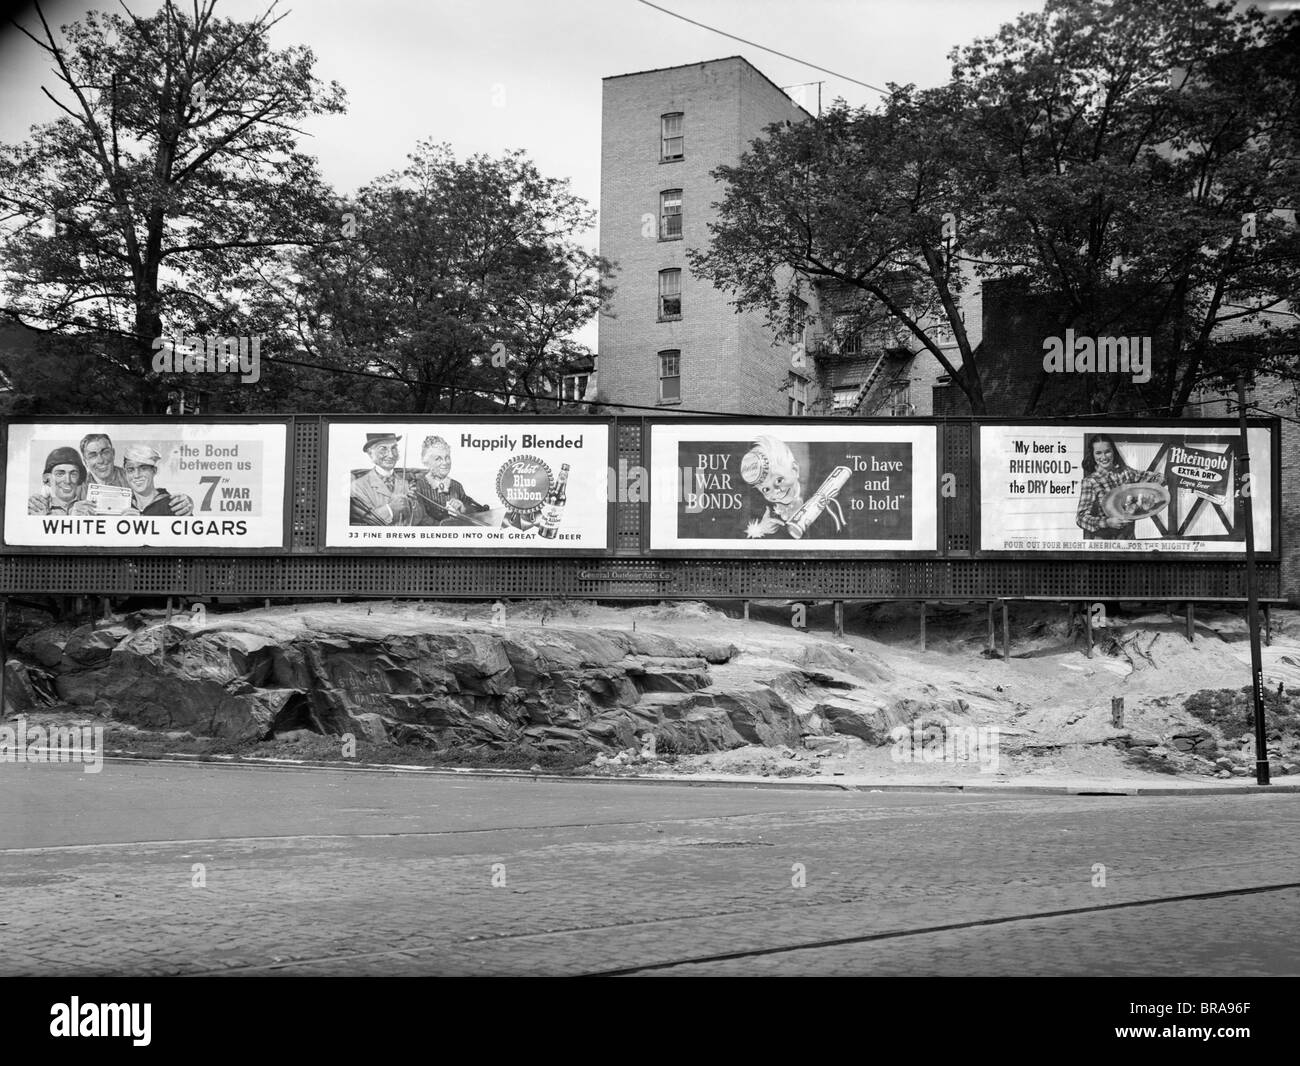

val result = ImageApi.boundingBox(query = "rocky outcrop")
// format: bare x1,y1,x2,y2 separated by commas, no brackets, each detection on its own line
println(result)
32,606,924,754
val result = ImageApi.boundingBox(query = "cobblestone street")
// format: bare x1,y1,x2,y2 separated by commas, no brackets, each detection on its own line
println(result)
3,760,1298,976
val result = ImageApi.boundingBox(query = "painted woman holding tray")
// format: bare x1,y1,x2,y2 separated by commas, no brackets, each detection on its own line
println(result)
1075,434,1167,540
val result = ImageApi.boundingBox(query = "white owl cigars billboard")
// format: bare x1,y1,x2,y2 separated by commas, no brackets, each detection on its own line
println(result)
649,422,939,552
2,420,290,550
321,421,609,550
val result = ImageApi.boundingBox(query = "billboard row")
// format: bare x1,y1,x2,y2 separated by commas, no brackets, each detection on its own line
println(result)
978,424,1274,554
1,417,1278,558
321,421,610,550
3,421,289,549
649,422,940,552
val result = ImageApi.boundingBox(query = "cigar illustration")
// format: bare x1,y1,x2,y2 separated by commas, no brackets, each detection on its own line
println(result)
785,466,851,539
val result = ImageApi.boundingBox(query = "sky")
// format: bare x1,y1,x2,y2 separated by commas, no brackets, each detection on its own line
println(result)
0,0,1052,349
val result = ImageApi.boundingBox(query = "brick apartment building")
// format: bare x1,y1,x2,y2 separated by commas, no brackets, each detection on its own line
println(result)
596,57,809,415
594,55,1295,600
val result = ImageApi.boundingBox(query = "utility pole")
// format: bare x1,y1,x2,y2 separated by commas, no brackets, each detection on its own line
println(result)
1235,371,1269,785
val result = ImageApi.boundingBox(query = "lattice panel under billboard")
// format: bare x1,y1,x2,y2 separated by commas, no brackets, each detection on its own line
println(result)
292,417,321,551
0,555,1281,600
943,422,972,554
616,419,643,552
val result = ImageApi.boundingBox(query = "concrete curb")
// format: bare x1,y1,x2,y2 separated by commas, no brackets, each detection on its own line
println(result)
90,751,1300,796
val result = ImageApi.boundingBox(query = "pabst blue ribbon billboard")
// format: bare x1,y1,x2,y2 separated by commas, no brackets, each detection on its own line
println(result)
321,420,610,550
648,421,939,552
978,423,1277,554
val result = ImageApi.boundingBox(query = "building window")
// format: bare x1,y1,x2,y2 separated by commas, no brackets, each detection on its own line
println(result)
658,268,682,320
788,377,807,416
660,189,682,239
886,380,912,416
658,350,681,402
832,386,859,412
562,373,591,402
661,113,683,161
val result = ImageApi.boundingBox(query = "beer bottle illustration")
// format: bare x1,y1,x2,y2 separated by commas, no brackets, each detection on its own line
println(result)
536,463,571,539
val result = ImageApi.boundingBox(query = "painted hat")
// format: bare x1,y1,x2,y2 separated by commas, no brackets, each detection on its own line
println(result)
44,446,86,480
739,447,770,485
364,433,401,451
122,443,162,467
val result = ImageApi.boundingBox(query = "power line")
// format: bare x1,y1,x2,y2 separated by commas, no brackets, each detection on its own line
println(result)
632,0,891,97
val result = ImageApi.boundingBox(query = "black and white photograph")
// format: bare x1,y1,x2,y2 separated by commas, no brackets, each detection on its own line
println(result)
0,0,1297,1043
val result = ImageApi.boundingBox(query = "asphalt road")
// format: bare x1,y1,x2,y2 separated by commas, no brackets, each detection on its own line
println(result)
3,759,1299,976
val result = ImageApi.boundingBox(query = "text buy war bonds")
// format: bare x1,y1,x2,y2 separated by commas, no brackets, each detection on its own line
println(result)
3,421,289,549
322,421,609,549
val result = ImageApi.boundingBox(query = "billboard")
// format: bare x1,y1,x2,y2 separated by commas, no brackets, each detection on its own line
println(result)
3,420,290,550
322,420,610,550
649,421,939,552
978,423,1276,554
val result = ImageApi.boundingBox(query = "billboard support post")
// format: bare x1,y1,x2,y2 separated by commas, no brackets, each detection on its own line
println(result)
1236,372,1270,786
0,598,6,719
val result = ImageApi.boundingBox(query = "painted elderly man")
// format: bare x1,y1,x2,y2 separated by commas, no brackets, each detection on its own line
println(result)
27,447,87,515
71,434,193,515
350,432,426,526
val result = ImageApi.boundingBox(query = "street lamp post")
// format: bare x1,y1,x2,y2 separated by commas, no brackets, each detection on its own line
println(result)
1235,371,1270,786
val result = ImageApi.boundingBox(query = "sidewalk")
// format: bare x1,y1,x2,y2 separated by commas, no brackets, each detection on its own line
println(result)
86,750,1300,796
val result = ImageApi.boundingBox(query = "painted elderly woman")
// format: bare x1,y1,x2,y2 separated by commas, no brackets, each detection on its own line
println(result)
120,444,175,516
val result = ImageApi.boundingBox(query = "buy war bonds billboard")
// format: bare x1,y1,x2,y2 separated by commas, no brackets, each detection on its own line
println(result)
648,421,939,552
321,419,611,551
978,422,1277,555
2,419,290,550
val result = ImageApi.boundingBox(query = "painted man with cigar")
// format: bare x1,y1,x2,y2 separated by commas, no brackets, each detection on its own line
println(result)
350,432,427,526
413,436,490,526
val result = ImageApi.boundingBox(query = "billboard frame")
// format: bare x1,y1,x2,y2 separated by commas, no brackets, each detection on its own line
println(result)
641,415,947,560
0,414,295,556
971,416,1282,563
315,413,618,557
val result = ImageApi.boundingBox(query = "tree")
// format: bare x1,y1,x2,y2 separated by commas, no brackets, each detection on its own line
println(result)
263,141,610,413
0,0,346,411
693,0,1299,418
952,0,1300,415
688,88,991,412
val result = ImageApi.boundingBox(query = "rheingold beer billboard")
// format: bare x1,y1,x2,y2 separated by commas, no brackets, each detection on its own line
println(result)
977,421,1278,556
2,419,291,551
320,418,612,552
648,420,940,553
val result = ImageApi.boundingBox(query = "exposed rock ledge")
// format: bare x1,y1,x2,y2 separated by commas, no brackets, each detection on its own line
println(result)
21,605,947,754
